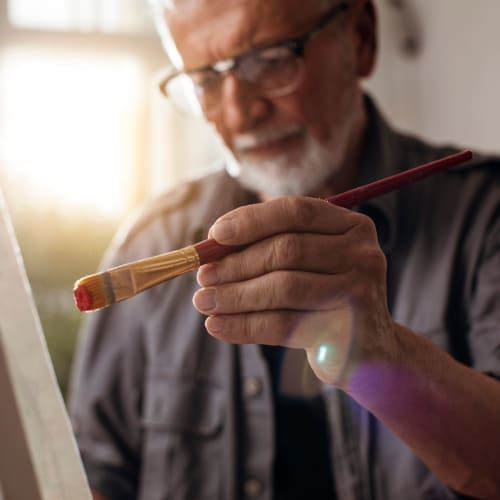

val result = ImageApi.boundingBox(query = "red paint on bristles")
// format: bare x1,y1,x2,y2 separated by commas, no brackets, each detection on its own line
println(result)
74,283,93,311
73,150,472,312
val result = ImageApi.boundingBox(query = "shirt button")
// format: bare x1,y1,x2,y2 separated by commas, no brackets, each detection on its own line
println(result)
243,377,262,398
244,478,263,498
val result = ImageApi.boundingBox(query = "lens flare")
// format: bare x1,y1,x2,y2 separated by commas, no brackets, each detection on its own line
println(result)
315,342,339,367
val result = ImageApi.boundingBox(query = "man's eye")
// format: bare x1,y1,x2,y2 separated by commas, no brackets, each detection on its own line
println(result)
191,71,220,90
257,46,293,63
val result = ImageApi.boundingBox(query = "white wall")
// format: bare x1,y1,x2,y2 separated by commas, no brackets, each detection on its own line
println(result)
366,0,500,154
148,0,500,194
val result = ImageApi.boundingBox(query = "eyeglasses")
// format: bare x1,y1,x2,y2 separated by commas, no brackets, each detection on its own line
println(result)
157,1,350,117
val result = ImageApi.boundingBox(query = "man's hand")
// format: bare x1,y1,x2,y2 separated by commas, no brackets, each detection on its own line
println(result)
192,195,500,498
193,196,397,387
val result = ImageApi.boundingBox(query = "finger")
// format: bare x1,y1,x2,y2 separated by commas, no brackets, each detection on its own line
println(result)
204,310,346,349
197,231,356,286
198,216,382,287
208,196,359,246
193,270,353,314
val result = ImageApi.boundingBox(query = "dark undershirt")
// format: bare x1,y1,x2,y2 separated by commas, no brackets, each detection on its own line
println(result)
259,206,392,500
261,345,336,500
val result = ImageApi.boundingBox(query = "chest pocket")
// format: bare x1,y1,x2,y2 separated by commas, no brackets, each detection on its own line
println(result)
139,373,224,500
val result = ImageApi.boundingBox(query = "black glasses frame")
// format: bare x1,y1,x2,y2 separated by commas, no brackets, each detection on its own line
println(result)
158,1,350,97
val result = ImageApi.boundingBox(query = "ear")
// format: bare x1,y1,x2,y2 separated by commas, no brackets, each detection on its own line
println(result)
352,0,377,78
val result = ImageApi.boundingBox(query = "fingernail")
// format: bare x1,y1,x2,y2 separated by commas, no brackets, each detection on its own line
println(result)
193,288,216,312
211,218,235,243
206,316,224,334
197,263,219,286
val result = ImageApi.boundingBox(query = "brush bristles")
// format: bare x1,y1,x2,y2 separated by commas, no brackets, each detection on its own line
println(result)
73,273,115,312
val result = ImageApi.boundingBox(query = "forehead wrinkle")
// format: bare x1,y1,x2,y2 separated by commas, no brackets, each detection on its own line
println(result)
197,9,265,63
167,0,330,68
168,4,257,67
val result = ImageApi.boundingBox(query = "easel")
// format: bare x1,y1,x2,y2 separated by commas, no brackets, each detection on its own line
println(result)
0,189,91,500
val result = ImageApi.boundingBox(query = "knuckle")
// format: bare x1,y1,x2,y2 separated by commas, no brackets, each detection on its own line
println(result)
229,204,261,239
366,221,379,241
354,213,378,240
240,311,295,346
373,250,387,276
227,285,245,311
241,208,260,237
280,311,300,344
233,252,252,280
241,313,268,344
281,196,317,228
359,245,386,273
348,248,387,305
241,314,257,343
277,271,301,305
275,233,304,266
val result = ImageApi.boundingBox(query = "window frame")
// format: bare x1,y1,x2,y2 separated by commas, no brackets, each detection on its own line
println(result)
0,0,169,209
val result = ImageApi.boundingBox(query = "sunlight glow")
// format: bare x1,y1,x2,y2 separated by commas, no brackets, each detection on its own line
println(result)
7,0,152,33
0,48,145,216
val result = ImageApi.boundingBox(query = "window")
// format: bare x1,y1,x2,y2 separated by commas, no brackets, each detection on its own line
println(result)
0,0,166,217
7,0,153,33
0,0,171,394
0,48,144,216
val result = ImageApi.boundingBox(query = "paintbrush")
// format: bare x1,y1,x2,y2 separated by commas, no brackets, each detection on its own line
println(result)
73,149,472,312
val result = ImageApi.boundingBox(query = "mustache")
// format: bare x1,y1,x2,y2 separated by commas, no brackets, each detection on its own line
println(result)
233,123,303,151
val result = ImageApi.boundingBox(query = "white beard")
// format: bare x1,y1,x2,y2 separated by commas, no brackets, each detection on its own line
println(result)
219,108,358,198
216,32,361,198
239,133,340,197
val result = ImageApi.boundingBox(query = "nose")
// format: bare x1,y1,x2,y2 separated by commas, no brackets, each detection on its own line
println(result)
219,73,271,132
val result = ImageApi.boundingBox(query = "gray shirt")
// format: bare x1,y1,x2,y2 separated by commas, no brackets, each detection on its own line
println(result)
69,98,500,500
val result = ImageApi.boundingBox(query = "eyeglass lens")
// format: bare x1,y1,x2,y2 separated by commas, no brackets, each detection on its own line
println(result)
167,45,302,115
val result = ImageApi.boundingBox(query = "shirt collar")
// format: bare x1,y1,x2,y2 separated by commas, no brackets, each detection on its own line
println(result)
229,95,403,252
356,95,402,253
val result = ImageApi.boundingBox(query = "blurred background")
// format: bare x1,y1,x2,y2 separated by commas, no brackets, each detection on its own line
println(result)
1,0,499,398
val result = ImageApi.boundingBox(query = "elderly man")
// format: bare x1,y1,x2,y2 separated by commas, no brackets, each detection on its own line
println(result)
69,0,500,499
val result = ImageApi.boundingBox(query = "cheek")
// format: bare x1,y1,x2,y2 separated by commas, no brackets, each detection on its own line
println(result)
298,49,359,140
293,80,334,142
210,117,233,149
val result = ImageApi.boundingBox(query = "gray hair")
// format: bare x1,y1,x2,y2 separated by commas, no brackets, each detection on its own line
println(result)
148,0,184,67
148,0,343,67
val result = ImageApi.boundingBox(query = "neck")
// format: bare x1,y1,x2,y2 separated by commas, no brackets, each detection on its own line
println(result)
315,102,368,199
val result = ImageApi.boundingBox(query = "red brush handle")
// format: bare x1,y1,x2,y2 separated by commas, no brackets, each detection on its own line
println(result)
328,149,472,207
194,150,472,265
194,238,244,264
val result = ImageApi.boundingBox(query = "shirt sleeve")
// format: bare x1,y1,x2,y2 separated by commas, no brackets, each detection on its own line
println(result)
467,184,500,378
